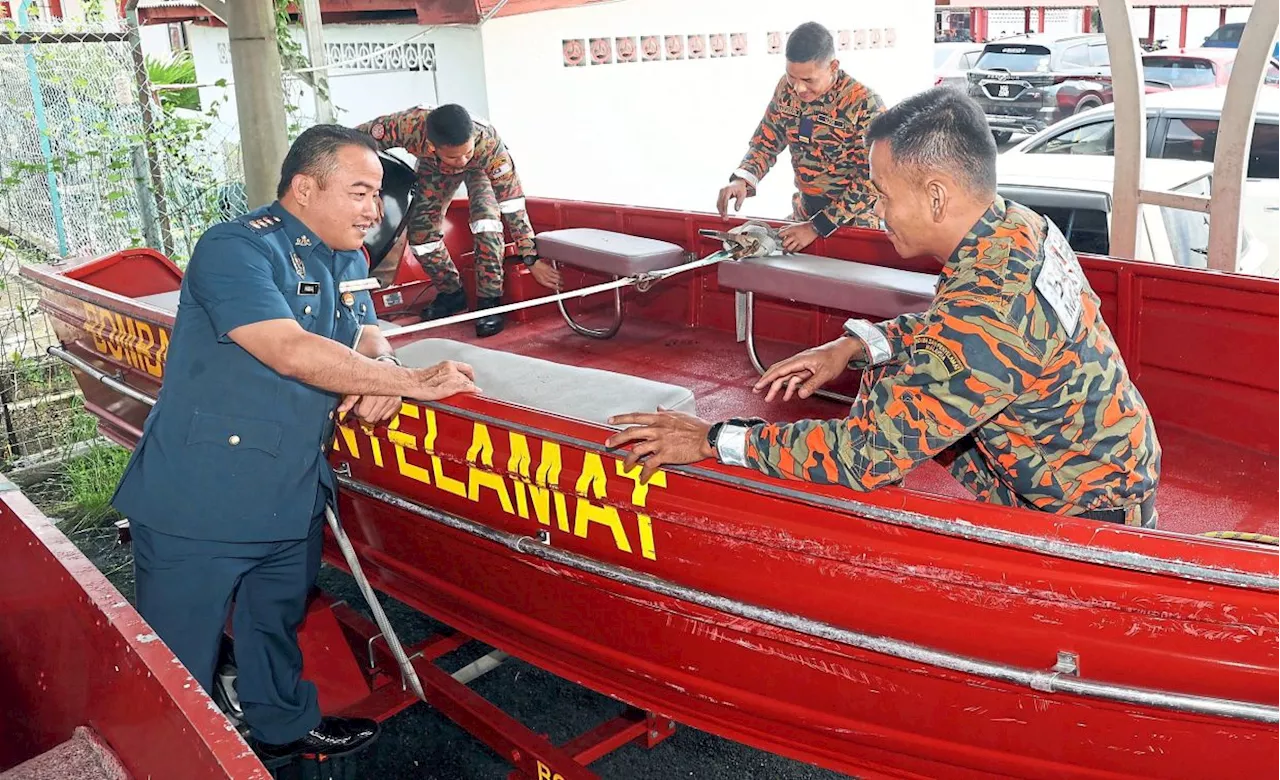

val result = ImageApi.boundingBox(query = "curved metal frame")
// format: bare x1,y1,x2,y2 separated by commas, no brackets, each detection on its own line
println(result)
739,291,856,405
1098,0,1279,273
553,260,624,340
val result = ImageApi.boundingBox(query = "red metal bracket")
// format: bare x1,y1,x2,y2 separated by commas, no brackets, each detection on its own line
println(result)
299,593,674,779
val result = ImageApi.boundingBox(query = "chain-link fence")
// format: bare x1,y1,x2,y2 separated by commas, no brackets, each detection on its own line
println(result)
0,8,246,476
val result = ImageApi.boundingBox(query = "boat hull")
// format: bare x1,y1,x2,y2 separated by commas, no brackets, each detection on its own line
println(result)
19,213,1279,780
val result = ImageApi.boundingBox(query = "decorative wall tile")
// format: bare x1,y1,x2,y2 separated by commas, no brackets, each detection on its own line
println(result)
869,28,883,49
883,27,897,48
687,34,707,59
616,36,638,63
837,29,850,51
730,32,748,56
563,38,586,67
589,37,613,65
641,35,662,62
709,33,727,58
853,29,867,50
767,31,783,54
664,34,685,60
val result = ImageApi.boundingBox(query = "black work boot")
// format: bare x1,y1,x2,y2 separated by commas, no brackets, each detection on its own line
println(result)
253,715,380,768
474,296,505,338
422,288,467,321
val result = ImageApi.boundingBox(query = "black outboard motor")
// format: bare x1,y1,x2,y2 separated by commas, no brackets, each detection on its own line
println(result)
363,151,418,271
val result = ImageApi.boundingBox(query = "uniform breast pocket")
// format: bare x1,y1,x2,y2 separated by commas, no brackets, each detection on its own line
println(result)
187,410,284,456
814,122,856,164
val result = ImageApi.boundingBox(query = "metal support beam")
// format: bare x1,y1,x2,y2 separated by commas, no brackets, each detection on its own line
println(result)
227,0,289,209
1097,0,1147,260
299,0,334,123
1206,1,1278,273
124,1,175,255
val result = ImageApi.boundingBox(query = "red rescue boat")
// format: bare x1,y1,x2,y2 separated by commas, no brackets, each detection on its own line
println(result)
18,191,1278,779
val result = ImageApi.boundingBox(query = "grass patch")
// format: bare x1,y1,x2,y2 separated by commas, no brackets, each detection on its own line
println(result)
57,442,130,534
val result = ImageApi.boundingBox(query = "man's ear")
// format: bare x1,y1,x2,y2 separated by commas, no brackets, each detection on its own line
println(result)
293,174,315,207
927,179,948,223
425,142,437,158
829,59,840,75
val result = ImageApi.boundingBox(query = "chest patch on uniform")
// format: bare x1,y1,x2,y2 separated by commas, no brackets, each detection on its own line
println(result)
297,281,320,296
1036,223,1085,336
291,252,306,278
811,114,847,130
777,104,800,118
914,336,964,377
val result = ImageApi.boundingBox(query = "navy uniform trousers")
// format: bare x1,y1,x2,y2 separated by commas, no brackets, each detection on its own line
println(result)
131,489,326,745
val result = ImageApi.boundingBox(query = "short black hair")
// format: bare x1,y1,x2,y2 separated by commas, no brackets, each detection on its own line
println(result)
786,22,835,64
426,104,475,148
866,87,998,196
276,124,378,199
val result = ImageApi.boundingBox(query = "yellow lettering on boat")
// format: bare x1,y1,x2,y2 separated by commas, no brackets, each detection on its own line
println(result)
388,405,431,485
423,409,466,497
573,452,632,554
334,417,665,560
507,433,568,530
79,302,168,378
617,462,665,561
466,423,513,514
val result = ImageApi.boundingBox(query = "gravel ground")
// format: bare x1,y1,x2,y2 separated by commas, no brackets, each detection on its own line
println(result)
61,519,850,780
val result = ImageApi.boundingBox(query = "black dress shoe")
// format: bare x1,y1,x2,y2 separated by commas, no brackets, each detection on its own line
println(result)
254,716,380,763
422,288,467,321
475,295,505,338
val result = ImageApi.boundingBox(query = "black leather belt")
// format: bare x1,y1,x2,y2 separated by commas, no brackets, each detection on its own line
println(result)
1078,494,1158,529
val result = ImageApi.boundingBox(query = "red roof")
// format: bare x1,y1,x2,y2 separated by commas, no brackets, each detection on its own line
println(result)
133,0,610,26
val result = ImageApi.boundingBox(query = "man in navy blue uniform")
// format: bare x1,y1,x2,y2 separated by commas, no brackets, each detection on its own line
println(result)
112,125,477,767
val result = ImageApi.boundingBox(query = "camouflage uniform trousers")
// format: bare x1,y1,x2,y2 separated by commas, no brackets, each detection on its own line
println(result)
859,361,1158,528
406,170,506,299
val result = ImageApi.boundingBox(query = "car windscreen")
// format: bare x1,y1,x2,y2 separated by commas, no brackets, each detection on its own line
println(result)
935,48,955,69
1161,175,1213,268
976,44,1052,73
1143,57,1217,88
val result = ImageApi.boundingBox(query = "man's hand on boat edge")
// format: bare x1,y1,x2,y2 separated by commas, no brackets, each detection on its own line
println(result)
607,337,865,482
753,337,864,401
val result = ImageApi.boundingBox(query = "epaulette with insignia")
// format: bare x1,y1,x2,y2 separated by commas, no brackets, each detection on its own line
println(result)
239,214,283,234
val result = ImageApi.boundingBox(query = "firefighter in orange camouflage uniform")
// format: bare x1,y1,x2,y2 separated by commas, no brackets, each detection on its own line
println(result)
356,104,560,337
717,22,885,253
610,87,1161,528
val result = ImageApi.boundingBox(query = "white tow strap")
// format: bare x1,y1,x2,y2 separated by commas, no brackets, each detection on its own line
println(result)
323,504,427,702
380,251,730,339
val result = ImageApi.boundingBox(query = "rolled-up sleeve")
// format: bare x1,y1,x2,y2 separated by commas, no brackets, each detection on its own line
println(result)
184,230,293,342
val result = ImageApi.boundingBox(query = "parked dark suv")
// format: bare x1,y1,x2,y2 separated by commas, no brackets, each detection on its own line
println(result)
967,34,1113,142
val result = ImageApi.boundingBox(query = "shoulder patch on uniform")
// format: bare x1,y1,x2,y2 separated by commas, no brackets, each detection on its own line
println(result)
238,214,283,234
369,122,385,140
914,336,965,378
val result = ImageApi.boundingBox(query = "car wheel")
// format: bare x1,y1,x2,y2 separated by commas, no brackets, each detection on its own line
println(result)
1074,97,1102,114
992,130,1013,144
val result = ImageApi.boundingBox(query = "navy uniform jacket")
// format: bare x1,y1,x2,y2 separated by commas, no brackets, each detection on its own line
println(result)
112,202,379,543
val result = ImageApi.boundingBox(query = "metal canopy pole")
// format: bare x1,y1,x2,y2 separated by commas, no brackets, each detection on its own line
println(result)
1096,0,1147,261
1206,1,1279,274
299,0,334,124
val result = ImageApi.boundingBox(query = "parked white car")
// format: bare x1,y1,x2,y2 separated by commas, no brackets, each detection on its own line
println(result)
997,155,1268,276
1001,88,1279,275
934,42,986,91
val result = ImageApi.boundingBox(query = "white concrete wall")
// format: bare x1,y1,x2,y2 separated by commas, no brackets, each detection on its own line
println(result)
479,0,933,219
180,22,489,135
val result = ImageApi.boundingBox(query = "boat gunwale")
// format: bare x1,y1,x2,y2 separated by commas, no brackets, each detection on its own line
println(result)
22,257,1280,592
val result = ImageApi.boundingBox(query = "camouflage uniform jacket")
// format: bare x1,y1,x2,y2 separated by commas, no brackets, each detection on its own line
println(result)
727,198,1162,518
356,106,536,257
731,71,884,233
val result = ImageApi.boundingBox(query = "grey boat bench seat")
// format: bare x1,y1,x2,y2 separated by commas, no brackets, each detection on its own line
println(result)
534,228,688,339
716,253,937,403
394,338,696,425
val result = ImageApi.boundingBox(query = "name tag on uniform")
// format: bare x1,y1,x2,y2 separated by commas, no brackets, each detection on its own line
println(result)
1036,223,1085,336
338,278,380,293
812,114,847,130
798,116,814,143
297,281,320,296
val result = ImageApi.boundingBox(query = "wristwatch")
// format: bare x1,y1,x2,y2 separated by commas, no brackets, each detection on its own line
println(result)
520,255,540,268
707,417,765,466
375,354,402,367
